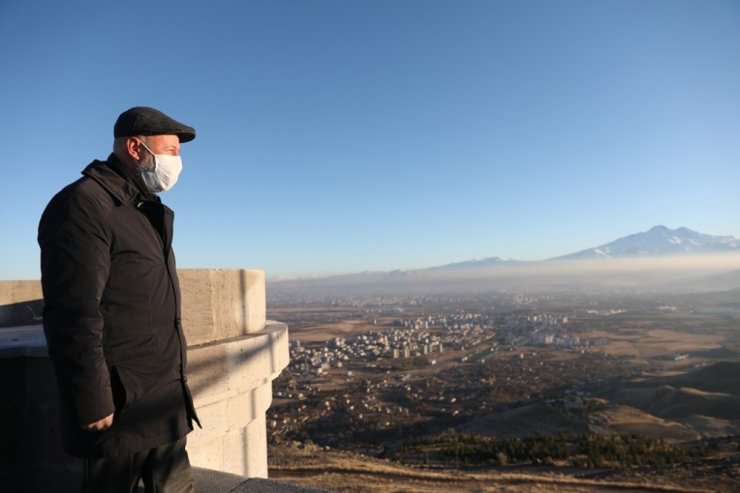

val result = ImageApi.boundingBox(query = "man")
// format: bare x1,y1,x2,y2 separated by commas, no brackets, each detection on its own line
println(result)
38,107,201,492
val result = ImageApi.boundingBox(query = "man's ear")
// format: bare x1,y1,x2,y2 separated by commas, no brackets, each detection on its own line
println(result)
126,137,143,161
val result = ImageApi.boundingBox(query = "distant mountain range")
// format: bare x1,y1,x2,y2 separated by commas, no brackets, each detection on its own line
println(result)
269,226,740,293
426,256,516,271
400,225,740,274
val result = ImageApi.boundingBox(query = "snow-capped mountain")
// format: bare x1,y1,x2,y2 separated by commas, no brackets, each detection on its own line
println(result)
552,226,740,260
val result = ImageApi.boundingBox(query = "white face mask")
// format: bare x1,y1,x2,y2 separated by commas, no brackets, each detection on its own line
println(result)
137,141,183,193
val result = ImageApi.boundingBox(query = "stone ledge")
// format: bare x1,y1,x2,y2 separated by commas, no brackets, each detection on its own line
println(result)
187,321,290,477
0,322,292,485
0,325,46,358
189,322,289,405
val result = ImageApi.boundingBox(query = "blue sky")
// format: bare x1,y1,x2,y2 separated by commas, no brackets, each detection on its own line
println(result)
1,0,738,279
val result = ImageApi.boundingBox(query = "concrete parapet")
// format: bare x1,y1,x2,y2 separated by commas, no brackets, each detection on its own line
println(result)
0,269,267,340
180,269,267,344
0,281,43,328
0,280,42,305
188,321,290,477
0,268,291,491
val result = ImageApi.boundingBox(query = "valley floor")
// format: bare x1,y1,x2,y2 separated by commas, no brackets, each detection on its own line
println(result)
268,443,740,493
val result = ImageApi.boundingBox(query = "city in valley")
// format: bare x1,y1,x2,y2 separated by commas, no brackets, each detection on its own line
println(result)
265,288,740,492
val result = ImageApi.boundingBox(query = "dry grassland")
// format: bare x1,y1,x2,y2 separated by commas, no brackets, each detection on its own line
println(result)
584,328,722,359
589,406,701,442
269,444,729,493
290,319,373,342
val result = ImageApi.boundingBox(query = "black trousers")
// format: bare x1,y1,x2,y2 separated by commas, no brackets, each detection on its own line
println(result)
81,437,194,493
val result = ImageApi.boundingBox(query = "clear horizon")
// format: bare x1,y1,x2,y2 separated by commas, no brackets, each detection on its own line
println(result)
1,1,739,279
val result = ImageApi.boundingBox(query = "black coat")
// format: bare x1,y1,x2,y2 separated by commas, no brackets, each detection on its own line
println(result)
38,154,199,458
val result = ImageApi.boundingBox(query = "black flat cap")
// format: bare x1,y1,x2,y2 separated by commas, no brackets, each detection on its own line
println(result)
114,106,196,143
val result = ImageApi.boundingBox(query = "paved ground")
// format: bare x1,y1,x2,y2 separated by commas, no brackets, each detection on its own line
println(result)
194,468,335,493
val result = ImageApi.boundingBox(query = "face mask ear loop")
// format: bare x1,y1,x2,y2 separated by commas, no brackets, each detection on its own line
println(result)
137,140,153,157
136,140,157,172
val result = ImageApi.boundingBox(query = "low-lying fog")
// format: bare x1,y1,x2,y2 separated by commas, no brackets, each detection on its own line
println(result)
447,253,740,281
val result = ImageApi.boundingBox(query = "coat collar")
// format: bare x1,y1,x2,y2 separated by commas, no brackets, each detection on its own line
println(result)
82,153,159,205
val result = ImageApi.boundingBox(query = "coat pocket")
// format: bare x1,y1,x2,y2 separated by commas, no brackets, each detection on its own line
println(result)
111,361,162,413
110,365,128,413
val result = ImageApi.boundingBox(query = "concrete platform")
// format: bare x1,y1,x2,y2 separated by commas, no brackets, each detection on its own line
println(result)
193,468,333,492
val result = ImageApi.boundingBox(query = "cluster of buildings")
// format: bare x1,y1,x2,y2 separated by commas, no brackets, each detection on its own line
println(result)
269,304,640,449
288,310,583,377
289,325,446,376
498,313,581,348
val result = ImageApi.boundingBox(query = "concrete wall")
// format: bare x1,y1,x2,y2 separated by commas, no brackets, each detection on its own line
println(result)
0,269,290,491
179,269,267,343
0,280,42,305
0,281,43,328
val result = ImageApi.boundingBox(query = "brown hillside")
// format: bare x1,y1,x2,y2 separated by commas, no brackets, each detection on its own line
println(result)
589,405,700,442
460,399,589,437
657,362,740,395
611,384,740,420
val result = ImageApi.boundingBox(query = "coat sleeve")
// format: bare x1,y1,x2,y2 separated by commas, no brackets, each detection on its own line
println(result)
38,187,114,426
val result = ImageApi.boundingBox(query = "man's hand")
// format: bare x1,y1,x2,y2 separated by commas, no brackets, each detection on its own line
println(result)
82,413,114,432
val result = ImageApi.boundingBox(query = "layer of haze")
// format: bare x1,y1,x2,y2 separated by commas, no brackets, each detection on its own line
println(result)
461,254,740,280
1,1,739,279
459,254,740,292
269,253,740,296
